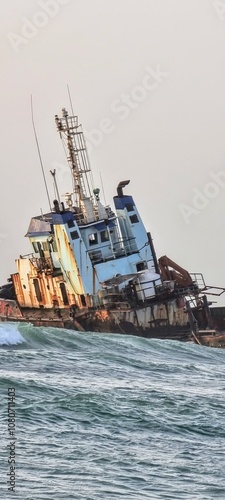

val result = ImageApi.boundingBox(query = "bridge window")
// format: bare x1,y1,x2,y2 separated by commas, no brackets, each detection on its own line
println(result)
68,220,75,228
32,242,39,253
71,230,79,240
100,230,109,242
125,203,134,212
89,233,98,246
130,214,139,224
42,242,49,251
50,239,57,252
136,262,146,272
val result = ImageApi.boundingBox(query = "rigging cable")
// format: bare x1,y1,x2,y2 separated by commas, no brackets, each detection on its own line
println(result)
31,95,51,211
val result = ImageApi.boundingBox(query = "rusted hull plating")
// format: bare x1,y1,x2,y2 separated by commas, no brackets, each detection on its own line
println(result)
1,298,225,347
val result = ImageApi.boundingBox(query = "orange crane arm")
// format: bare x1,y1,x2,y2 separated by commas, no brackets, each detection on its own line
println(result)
158,255,193,287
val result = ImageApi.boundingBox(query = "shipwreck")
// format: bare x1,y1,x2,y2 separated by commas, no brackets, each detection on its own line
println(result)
1,108,225,347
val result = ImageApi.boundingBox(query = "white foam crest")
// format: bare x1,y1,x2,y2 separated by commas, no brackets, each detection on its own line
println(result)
0,323,25,346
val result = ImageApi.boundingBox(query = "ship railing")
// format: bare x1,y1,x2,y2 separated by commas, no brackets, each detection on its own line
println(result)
98,289,129,308
113,237,137,255
133,278,160,303
74,212,86,224
133,278,193,303
190,273,206,291
155,282,199,300
31,257,53,274
88,247,120,263
173,284,199,296
74,210,96,225
88,237,138,263
88,249,104,263
20,252,34,259
75,211,115,225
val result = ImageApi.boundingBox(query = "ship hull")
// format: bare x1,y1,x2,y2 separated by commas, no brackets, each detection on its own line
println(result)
1,298,225,348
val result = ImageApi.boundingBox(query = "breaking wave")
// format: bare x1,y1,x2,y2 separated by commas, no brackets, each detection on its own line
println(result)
1,321,225,365
1,322,225,499
0,322,25,346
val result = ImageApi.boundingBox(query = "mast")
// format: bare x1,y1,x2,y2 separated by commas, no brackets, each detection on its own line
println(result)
55,108,96,223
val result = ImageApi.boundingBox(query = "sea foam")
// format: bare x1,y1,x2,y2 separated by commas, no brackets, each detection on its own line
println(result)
0,322,25,346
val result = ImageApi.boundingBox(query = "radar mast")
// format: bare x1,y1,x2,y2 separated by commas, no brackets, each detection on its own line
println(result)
55,108,96,223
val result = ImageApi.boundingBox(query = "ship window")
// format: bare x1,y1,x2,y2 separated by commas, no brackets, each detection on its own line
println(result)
60,282,69,306
42,242,49,251
32,242,39,253
33,278,42,303
130,214,139,224
71,230,79,240
125,203,134,212
68,220,75,228
136,262,146,272
80,294,86,306
51,240,57,252
89,233,98,246
37,242,44,258
100,230,109,242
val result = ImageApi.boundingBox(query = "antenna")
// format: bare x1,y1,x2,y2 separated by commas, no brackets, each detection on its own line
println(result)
100,171,107,206
50,169,60,202
67,84,75,116
31,95,51,211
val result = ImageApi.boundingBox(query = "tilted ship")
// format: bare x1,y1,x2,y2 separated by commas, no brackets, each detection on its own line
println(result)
1,108,225,347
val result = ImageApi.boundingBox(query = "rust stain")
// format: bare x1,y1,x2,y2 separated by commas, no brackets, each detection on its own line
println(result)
95,310,110,321
0,299,23,318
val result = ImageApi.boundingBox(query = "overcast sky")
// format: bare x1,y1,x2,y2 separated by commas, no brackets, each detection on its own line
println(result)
1,0,225,304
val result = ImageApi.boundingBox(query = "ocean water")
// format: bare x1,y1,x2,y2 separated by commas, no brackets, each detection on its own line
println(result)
0,323,225,500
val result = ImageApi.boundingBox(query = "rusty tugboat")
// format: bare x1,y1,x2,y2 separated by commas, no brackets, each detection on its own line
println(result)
1,107,225,347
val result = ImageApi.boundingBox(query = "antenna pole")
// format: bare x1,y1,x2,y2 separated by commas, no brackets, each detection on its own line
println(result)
67,84,75,116
31,95,51,211
100,171,107,206
50,169,60,202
